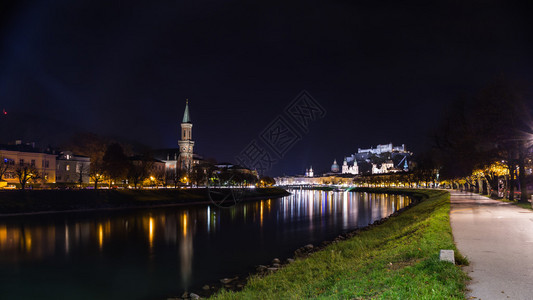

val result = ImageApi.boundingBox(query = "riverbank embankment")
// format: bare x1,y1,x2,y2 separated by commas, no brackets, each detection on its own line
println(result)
210,189,468,299
0,187,290,215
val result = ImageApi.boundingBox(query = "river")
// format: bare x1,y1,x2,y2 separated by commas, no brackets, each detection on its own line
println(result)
0,189,410,299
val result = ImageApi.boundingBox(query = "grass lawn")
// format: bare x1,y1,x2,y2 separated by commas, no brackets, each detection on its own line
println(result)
212,189,468,299
514,201,532,210
487,194,533,211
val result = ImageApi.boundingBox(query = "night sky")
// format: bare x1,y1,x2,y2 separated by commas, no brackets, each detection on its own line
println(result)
1,0,532,176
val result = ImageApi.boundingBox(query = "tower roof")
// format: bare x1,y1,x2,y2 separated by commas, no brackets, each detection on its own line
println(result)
182,99,191,123
331,159,340,172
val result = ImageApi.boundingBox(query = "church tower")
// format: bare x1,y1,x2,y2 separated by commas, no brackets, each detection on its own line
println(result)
178,99,195,174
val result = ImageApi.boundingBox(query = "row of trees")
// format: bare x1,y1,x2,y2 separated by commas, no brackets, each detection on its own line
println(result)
89,143,166,189
64,133,267,189
188,163,259,187
353,168,438,188
434,78,532,202
0,143,159,190
60,133,162,189
404,78,533,202
0,132,271,190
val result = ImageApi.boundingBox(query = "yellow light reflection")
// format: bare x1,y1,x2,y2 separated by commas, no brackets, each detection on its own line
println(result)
24,232,32,252
98,224,103,250
149,217,154,247
65,225,69,254
0,226,7,249
260,200,264,227
182,213,188,237
179,211,193,288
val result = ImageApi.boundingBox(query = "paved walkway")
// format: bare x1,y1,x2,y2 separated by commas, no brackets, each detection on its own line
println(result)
450,190,533,299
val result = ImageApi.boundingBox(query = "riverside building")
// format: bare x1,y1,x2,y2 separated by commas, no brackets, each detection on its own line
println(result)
0,141,57,186
56,151,91,184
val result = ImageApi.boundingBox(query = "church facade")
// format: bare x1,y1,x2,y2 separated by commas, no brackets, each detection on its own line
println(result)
342,158,358,175
304,166,314,177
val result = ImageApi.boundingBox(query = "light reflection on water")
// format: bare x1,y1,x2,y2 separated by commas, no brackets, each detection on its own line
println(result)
0,190,409,300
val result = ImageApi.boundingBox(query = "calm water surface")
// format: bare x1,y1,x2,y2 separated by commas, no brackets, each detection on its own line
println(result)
0,190,410,299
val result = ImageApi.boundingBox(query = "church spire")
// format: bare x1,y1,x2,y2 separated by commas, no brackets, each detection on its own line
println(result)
178,99,195,174
182,99,191,123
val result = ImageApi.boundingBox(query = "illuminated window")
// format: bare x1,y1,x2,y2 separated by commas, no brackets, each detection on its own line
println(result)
66,165,70,171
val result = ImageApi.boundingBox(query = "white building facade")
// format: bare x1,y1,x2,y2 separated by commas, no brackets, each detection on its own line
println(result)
342,158,358,175
371,161,396,174
56,151,91,184
358,143,406,155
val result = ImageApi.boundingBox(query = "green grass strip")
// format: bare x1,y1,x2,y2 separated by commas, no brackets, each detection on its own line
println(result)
212,189,468,299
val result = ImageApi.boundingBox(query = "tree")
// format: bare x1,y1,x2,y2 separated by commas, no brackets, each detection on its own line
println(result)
433,96,480,180
190,162,216,187
90,160,105,189
128,164,146,189
77,163,89,188
102,143,129,186
242,172,258,186
15,164,40,190
64,132,108,190
259,176,276,186
64,132,136,189
473,162,508,197
64,132,107,163
166,167,181,188
434,78,532,201
0,156,11,181
128,153,154,189
471,79,531,201
190,164,205,187
411,151,439,188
